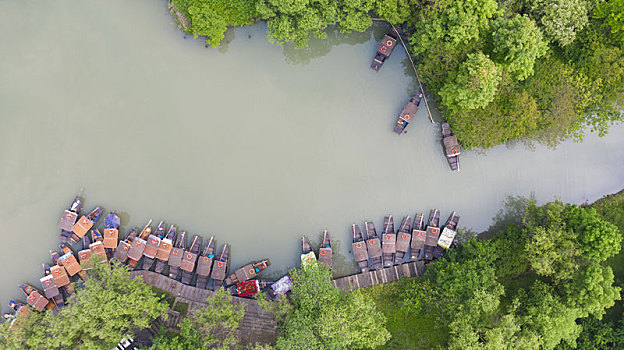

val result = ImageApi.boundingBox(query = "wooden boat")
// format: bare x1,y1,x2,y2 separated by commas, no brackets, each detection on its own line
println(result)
423,209,441,261
44,263,74,300
195,236,216,289
435,212,460,258
78,234,94,270
59,193,83,242
351,224,369,273
318,230,332,268
59,243,88,281
69,206,102,245
365,221,383,270
229,280,261,298
168,231,187,280
410,214,426,260
6,300,32,328
394,215,411,264
210,244,229,290
127,220,152,269
103,212,121,258
19,283,53,311
442,123,460,171
300,236,317,267
40,269,64,308
371,29,398,71
89,229,108,264
269,275,292,300
113,227,137,264
155,225,177,274
393,92,423,134
381,215,396,267
225,259,270,286
143,221,166,271
181,235,203,285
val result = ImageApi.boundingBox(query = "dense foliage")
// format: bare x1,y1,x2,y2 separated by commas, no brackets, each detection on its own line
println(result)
261,262,390,349
401,200,622,349
0,261,168,350
148,288,244,349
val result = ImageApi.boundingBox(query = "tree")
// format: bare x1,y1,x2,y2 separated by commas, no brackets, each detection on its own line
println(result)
593,0,624,47
148,288,245,349
171,0,258,47
490,15,548,81
337,0,374,33
410,0,498,54
526,0,589,47
256,0,340,48
563,263,621,320
372,0,412,25
274,262,390,349
439,52,502,114
0,260,168,350
565,205,622,262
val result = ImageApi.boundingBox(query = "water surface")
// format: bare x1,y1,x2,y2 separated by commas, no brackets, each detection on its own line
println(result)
1,0,623,309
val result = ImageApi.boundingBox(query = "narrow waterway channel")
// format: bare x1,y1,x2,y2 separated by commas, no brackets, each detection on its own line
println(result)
1,0,623,310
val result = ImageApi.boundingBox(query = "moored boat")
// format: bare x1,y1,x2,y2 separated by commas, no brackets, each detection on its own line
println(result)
168,231,187,280
229,280,261,298
39,270,64,308
126,220,152,269
143,221,166,271
6,300,32,328
77,235,94,270
394,215,411,264
69,206,102,245
19,283,53,311
365,221,383,270
103,212,121,258
59,243,88,281
371,29,398,71
423,209,441,261
59,193,83,242
155,225,177,274
210,244,229,290
393,92,423,134
44,263,74,301
300,236,317,267
195,236,216,289
181,235,203,285
381,215,396,267
113,227,137,264
225,259,270,286
435,212,460,258
351,224,370,273
442,123,460,171
410,213,426,261
318,230,332,268
89,229,108,264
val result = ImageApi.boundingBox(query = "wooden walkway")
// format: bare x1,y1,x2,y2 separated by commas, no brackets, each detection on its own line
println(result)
332,261,425,291
130,270,278,345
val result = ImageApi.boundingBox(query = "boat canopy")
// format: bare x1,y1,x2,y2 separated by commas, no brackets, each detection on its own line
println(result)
271,275,292,296
300,251,317,267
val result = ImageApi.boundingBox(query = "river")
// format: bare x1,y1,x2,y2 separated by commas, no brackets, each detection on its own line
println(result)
1,0,623,310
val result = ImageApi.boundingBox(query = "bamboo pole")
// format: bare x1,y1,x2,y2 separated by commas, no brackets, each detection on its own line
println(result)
372,19,434,123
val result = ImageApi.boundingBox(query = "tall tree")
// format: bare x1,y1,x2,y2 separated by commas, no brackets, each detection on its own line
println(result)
593,0,624,47
439,52,502,114
526,0,590,47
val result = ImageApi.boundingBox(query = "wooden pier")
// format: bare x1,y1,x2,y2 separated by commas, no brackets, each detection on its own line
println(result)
129,270,278,345
332,260,424,291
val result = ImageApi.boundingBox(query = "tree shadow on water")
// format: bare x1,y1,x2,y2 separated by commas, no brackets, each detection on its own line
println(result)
480,194,535,240
281,26,374,65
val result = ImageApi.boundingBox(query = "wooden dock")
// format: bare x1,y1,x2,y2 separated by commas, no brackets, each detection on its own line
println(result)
332,260,424,291
129,270,278,345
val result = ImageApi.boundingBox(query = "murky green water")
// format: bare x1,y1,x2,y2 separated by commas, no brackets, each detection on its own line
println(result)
1,0,623,309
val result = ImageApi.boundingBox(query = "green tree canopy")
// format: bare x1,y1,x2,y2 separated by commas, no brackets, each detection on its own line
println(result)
594,0,624,47
0,260,168,350
490,14,548,81
526,0,590,47
372,0,412,25
171,0,258,47
439,52,502,114
273,262,390,349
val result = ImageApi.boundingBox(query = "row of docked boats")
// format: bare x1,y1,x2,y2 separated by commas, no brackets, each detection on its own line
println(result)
370,28,461,171
351,210,460,272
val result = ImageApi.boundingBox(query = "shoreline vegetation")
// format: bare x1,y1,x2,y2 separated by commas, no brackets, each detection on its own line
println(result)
168,0,623,151
2,189,624,349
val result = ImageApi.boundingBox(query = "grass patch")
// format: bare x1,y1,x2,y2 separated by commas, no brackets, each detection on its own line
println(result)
357,280,448,350
173,301,189,315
